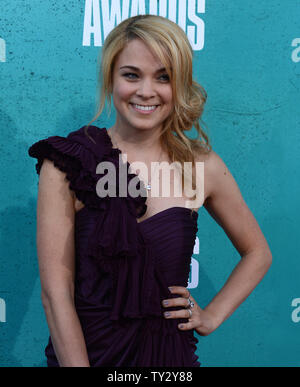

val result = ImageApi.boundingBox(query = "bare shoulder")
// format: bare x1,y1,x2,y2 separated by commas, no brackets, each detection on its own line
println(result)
195,149,272,256
194,149,231,205
38,158,76,216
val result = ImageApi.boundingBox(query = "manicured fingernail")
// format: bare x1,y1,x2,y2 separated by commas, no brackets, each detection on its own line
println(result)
179,324,184,329
164,312,171,317
168,287,173,291
162,300,168,306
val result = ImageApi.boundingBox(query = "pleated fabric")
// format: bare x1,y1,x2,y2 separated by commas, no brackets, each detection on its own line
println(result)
28,125,201,367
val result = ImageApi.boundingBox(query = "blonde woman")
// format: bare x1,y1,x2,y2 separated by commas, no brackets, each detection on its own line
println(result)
28,15,272,367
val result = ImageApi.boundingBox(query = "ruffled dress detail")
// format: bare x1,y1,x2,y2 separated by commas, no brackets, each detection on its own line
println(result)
28,125,201,367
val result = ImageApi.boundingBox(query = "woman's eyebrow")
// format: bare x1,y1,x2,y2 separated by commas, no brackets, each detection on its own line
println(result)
119,65,167,73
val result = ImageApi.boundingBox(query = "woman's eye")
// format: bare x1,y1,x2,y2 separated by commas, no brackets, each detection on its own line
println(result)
159,74,170,82
122,73,170,82
123,73,138,79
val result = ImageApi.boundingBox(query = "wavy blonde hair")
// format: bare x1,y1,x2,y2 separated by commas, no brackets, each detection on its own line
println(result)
84,14,212,213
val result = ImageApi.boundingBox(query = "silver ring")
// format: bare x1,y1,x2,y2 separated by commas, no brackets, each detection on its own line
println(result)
188,297,195,308
187,308,192,318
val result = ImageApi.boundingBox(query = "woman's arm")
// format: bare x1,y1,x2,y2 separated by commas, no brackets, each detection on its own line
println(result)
37,159,90,367
162,150,272,335
201,150,272,330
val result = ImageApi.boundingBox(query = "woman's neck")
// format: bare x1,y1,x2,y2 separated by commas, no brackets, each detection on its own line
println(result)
107,125,164,161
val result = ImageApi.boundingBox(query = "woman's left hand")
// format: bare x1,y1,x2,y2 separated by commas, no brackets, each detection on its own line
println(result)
162,286,217,336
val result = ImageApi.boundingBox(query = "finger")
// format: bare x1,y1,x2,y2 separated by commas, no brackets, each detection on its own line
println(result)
163,309,192,320
168,286,190,298
162,297,190,308
178,321,198,331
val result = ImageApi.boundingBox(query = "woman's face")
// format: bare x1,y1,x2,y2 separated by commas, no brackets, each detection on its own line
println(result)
111,39,173,133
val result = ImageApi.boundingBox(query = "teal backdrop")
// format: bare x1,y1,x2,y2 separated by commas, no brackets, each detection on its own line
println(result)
0,0,299,367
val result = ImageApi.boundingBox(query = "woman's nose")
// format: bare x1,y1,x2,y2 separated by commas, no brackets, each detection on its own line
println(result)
136,79,156,98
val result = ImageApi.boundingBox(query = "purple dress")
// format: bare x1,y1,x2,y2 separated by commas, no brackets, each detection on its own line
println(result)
28,125,201,367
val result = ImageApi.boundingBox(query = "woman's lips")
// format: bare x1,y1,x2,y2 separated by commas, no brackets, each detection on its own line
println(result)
129,103,160,115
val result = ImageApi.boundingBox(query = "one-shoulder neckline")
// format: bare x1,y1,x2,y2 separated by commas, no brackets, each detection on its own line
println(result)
136,206,198,226
75,202,198,225
101,127,198,225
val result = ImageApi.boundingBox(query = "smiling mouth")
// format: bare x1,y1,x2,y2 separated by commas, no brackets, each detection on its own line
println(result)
129,103,160,112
